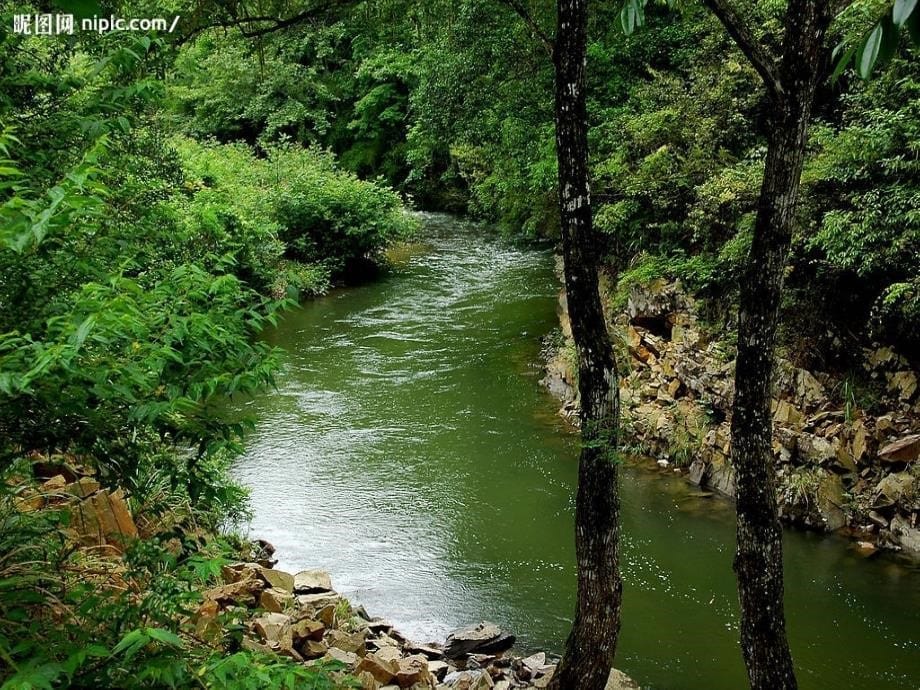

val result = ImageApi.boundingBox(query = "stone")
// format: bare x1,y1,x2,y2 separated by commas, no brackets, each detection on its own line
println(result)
204,575,263,608
428,660,450,680
253,612,292,646
888,370,917,400
875,472,915,506
407,643,444,660
869,510,889,528
357,653,400,684
293,569,333,593
817,474,846,531
854,541,878,556
327,628,367,655
299,639,328,659
296,591,342,610
71,489,138,549
258,567,294,593
444,622,514,659
315,603,336,627
325,647,358,667
606,668,641,689
889,514,920,553
851,421,869,462
879,434,920,464
291,617,325,643
396,654,429,688
259,587,293,613
64,476,101,498
40,475,67,493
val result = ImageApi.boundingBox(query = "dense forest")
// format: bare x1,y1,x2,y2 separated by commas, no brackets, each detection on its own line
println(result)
1,0,918,689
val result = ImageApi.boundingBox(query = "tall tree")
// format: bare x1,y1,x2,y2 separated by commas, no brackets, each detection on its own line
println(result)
548,1,624,687
695,1,834,687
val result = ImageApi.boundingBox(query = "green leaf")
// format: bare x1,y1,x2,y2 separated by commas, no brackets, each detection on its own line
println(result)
147,628,184,649
856,23,884,79
893,0,918,26
830,41,857,82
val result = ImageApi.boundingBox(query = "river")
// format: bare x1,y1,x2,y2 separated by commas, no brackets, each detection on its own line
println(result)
233,213,920,689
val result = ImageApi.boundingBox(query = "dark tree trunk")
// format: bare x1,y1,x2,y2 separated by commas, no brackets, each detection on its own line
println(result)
547,1,622,689
730,2,832,688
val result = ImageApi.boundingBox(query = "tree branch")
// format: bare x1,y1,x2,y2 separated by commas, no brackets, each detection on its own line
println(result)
497,0,555,58
177,0,356,45
701,0,782,99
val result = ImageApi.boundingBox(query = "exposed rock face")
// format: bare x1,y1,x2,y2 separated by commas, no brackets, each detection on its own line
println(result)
542,278,920,555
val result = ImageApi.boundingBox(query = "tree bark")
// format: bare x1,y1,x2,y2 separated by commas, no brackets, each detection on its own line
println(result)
547,1,622,689
729,2,832,688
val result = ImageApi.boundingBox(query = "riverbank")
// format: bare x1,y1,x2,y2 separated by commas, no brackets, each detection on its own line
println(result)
9,460,639,689
542,273,920,556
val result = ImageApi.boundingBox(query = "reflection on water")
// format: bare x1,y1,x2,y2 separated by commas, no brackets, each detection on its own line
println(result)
233,213,920,689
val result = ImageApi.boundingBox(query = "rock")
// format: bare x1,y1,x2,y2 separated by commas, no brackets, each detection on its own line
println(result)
253,612,292,646
687,458,707,486
296,591,342,610
817,473,846,531
327,629,367,655
888,370,918,400
444,623,514,659
854,541,878,557
442,670,493,689
375,645,403,663
357,653,400,684
428,660,450,680
407,643,444,660
606,668,641,689
64,476,101,498
258,567,294,593
294,569,333,593
204,575,263,608
299,640,328,660
71,488,138,549
395,654,429,688
875,472,915,506
889,514,920,553
521,652,546,675
259,587,293,613
325,647,358,667
879,434,920,464
291,618,325,644
868,510,889,528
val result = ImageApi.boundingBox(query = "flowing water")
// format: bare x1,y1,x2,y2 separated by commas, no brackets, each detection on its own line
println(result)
233,213,920,689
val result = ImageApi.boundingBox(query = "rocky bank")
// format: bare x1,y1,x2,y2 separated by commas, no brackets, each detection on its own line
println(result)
542,277,920,556
15,460,640,689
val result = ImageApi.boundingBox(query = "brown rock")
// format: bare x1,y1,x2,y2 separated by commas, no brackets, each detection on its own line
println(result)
252,612,292,646
258,567,294,593
325,647,358,667
203,575,263,608
396,654,429,688
72,489,138,549
299,640,328,660
64,476,101,498
357,653,399,684
291,618,325,644
328,629,367,656
259,587,293,613
879,434,920,464
293,569,333,593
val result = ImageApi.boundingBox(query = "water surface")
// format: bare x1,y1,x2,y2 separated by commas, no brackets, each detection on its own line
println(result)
234,213,920,689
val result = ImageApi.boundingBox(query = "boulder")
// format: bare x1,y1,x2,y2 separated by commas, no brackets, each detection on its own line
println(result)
879,434,920,464
395,654,429,688
889,514,920,553
875,472,915,507
444,622,514,659
291,618,325,644
258,567,294,593
327,628,367,656
357,653,400,684
71,488,138,549
816,474,847,531
606,668,641,689
325,647,358,667
253,612,292,647
204,575,263,608
259,587,293,613
294,569,333,593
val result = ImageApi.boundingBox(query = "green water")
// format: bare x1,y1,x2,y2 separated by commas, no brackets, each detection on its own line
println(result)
233,213,920,689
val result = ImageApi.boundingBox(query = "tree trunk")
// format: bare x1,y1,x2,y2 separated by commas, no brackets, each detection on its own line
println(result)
731,3,832,689
547,1,622,689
